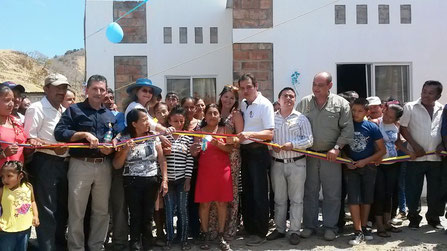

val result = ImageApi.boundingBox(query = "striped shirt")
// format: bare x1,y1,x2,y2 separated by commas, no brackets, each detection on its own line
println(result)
165,134,194,180
272,110,314,159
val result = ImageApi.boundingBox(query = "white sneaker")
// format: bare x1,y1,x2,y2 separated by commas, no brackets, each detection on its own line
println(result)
349,231,365,245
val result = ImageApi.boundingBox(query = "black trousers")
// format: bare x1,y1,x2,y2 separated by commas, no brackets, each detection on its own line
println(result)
405,161,443,224
124,176,160,248
30,152,68,251
240,143,270,238
373,163,400,216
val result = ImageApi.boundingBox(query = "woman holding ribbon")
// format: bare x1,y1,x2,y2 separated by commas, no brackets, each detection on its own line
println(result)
0,84,27,168
113,108,168,251
191,104,236,251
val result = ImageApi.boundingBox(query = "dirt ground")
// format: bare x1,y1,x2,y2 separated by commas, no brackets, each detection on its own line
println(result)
29,201,447,250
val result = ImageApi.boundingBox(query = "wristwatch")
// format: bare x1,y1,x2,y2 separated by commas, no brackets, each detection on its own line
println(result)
333,145,340,150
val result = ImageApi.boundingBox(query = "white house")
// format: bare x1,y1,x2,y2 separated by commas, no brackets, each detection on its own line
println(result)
85,0,447,106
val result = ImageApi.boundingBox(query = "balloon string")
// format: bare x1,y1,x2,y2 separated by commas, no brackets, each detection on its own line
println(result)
85,0,149,40
115,0,149,22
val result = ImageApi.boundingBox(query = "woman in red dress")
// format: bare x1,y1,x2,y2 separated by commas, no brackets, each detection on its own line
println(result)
191,104,236,251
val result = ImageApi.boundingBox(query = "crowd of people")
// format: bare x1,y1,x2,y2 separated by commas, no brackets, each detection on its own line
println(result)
0,71,446,251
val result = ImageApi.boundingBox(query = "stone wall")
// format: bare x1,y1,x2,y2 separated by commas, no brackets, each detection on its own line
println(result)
233,43,274,101
114,56,147,111
113,1,147,43
233,0,273,28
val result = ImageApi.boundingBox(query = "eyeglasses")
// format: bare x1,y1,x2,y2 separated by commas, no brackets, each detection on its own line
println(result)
140,89,153,94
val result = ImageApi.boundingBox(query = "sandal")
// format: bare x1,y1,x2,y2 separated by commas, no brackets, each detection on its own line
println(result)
377,230,391,238
199,232,210,250
218,232,231,251
386,226,402,233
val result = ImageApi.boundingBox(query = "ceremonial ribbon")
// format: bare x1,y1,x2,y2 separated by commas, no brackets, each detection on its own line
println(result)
0,131,445,165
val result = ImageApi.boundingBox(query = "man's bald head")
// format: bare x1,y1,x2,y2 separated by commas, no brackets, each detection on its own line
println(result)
314,72,332,84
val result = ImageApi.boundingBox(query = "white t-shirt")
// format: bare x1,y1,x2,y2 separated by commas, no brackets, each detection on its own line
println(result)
240,92,275,144
24,96,67,157
124,101,157,131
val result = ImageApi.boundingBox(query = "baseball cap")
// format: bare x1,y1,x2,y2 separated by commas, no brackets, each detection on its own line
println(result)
45,73,70,86
366,96,381,106
1,81,25,93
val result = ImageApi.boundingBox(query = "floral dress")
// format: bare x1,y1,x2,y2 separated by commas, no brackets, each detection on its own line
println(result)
208,111,241,239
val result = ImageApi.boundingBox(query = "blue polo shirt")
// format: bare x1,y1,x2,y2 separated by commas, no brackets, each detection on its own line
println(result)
54,99,117,158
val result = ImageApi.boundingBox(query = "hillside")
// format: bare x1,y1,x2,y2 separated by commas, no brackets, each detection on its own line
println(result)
0,49,85,95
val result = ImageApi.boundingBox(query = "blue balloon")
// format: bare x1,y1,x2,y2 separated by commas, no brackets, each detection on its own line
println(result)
106,22,124,43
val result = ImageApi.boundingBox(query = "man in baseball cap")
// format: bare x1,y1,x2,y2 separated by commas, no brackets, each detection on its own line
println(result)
24,73,71,251
366,96,383,119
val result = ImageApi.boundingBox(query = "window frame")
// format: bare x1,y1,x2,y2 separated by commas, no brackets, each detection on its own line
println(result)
165,75,217,102
371,63,412,102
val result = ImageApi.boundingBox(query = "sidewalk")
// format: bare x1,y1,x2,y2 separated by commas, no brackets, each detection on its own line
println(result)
29,201,447,250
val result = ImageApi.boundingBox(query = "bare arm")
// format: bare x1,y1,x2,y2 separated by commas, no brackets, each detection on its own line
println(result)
156,143,168,196
112,140,133,169
30,184,40,227
355,138,386,167
400,126,425,157
237,129,273,142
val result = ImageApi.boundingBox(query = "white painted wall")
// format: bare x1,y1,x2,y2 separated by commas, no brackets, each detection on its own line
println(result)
85,0,233,99
233,0,447,104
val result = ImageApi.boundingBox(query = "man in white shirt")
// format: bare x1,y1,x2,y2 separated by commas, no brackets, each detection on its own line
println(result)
266,87,313,245
236,73,274,246
400,80,444,229
24,73,70,251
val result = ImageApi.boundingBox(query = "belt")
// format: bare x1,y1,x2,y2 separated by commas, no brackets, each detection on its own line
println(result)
73,157,105,164
272,155,305,164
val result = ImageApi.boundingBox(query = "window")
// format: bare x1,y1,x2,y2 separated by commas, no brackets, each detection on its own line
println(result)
334,5,346,24
378,5,390,24
374,65,410,103
210,27,218,44
164,27,172,44
356,5,368,24
179,27,187,44
401,5,411,24
195,27,203,44
337,63,411,103
166,77,216,104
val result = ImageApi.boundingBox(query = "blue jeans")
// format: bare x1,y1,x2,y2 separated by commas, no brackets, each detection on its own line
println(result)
398,163,407,213
0,228,31,251
30,152,68,251
164,178,189,242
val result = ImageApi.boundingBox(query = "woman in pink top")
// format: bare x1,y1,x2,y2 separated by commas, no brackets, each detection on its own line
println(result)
0,84,27,168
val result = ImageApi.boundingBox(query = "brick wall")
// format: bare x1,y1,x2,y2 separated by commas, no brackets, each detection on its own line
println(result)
233,43,274,101
114,56,147,111
113,1,147,43
233,0,273,28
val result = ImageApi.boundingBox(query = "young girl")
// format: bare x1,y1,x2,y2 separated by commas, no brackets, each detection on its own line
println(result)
163,106,194,250
373,102,412,237
0,161,39,251
194,98,206,121
154,102,170,246
181,97,200,131
191,104,235,251
113,108,168,251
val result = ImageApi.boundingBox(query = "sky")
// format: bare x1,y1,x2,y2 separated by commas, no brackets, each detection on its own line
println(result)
0,0,85,58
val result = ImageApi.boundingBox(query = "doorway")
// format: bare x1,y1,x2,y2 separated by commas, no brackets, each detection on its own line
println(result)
336,64,371,98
